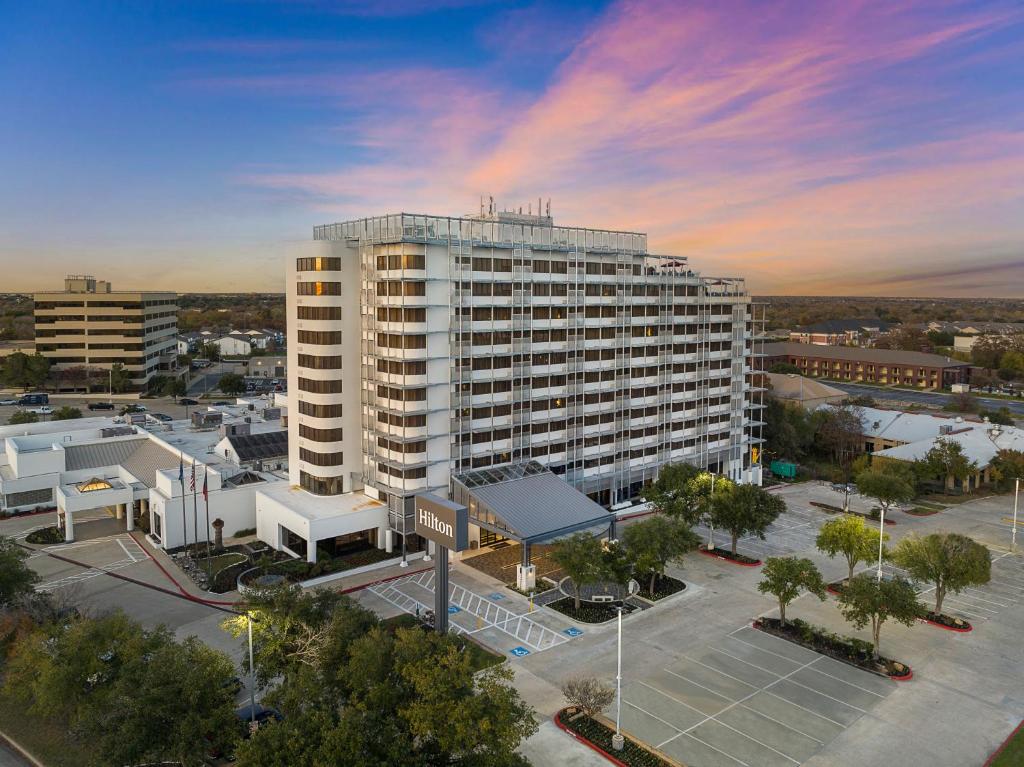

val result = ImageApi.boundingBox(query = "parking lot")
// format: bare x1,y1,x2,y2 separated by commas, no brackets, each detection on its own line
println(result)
621,625,895,767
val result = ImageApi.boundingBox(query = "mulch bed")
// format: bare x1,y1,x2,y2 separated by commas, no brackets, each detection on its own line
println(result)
698,546,761,566
635,574,687,602
25,526,64,545
809,501,896,525
555,709,673,767
920,611,972,632
902,507,941,517
754,617,912,680
547,597,639,624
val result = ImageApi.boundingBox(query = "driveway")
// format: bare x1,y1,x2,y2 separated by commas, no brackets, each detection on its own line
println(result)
830,381,1024,416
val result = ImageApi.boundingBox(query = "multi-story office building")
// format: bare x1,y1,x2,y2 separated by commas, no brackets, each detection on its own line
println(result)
33,276,178,391
288,209,763,554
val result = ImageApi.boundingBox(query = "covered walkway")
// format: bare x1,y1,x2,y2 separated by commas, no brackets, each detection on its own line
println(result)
451,461,613,590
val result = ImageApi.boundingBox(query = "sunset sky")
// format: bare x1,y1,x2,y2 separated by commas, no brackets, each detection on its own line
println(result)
2,0,1022,296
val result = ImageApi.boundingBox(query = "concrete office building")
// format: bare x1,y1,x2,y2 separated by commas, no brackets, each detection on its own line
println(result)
34,276,178,391
288,207,764,555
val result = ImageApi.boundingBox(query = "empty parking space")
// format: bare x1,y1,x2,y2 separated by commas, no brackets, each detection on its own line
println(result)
27,533,150,591
621,625,894,766
365,567,574,657
694,506,826,560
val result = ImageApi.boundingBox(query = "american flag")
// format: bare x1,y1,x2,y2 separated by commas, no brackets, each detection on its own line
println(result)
189,460,196,492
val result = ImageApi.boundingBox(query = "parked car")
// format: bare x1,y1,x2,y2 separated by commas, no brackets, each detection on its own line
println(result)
213,401,230,406
149,413,172,422
18,393,49,406
179,397,198,406
87,402,115,411
122,404,147,413
0,398,17,406
235,703,283,730
31,406,53,415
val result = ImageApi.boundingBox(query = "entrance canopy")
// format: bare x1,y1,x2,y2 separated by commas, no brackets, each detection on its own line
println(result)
451,461,612,544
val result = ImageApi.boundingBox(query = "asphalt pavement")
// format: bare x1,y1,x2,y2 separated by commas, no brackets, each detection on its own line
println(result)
831,381,1024,416
0,741,29,767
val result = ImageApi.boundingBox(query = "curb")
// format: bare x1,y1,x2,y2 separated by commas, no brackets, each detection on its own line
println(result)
128,532,239,607
919,615,973,633
698,548,762,567
0,729,47,767
553,711,630,767
984,719,1024,767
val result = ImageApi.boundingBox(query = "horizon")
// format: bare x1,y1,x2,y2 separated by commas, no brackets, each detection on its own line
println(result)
2,1,1023,296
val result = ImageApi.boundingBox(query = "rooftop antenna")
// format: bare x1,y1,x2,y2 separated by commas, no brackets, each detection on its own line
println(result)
528,202,532,215
538,197,542,217
546,198,551,217
488,196,494,215
480,196,484,216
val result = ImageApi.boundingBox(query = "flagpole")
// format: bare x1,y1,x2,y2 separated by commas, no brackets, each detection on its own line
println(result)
203,468,212,576
191,460,199,561
178,454,188,559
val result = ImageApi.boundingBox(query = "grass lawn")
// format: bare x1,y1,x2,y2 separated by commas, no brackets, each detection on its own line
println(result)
989,722,1024,766
0,691,93,767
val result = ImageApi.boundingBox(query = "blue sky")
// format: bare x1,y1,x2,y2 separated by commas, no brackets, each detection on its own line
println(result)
1,0,1022,296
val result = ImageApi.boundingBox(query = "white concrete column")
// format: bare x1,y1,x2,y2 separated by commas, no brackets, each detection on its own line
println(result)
376,526,386,550
306,539,317,564
126,503,135,532
115,503,124,520
64,509,74,542
385,528,394,554
424,540,435,562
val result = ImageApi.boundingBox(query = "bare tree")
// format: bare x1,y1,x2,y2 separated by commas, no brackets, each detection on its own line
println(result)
561,675,615,720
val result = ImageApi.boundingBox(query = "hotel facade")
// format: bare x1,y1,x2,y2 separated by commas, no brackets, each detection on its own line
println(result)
287,209,764,553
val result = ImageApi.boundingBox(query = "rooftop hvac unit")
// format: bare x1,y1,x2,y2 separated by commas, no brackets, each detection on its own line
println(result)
939,425,952,435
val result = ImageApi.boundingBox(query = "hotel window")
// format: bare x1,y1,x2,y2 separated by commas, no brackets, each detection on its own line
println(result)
297,330,342,345
297,306,342,321
295,257,341,272
300,448,344,466
297,354,343,369
298,401,345,418
299,424,344,441
298,377,343,393
300,470,344,496
296,281,341,296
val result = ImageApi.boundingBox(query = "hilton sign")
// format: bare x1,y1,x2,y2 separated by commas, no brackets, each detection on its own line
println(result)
414,493,468,552
413,493,469,635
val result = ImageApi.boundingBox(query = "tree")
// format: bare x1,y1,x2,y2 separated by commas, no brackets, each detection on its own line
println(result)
763,398,813,461
621,516,700,596
0,352,29,388
972,335,1010,370
943,392,980,413
810,406,863,468
561,676,614,718
0,536,39,607
815,514,887,583
855,467,914,518
768,362,801,374
202,341,222,362
891,533,991,616
757,557,826,626
8,410,38,425
51,406,82,421
709,483,785,555
983,407,1015,426
991,449,1024,490
645,462,702,518
219,372,246,397
837,574,920,659
920,438,978,493
109,362,130,394
550,533,605,610
164,376,187,400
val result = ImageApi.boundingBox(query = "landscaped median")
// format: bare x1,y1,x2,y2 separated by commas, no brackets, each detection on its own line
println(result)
753,617,913,680
555,708,677,767
809,500,896,524
698,545,761,566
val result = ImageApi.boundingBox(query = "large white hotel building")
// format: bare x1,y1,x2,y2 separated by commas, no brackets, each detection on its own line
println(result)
287,207,764,555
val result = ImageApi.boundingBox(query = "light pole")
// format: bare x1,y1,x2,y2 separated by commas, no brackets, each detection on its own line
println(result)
706,473,716,551
1013,478,1020,552
611,602,624,752
247,612,257,727
876,504,886,583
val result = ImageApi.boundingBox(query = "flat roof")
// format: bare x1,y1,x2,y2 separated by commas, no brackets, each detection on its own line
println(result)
255,483,386,522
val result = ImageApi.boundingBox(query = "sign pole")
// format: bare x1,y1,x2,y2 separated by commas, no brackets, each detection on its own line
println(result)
435,546,449,635
1013,478,1019,552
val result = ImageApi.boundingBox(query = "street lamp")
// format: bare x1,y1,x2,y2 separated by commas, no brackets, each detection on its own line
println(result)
876,505,886,583
611,601,624,752
246,611,257,727
1013,478,1020,552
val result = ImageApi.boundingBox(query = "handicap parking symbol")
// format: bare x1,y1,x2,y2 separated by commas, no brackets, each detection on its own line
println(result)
488,592,505,601
509,646,531,657
564,627,584,638
447,606,461,614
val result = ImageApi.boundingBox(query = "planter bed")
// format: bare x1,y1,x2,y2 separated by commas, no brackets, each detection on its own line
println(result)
25,525,64,545
902,506,941,517
634,574,687,602
920,611,972,632
698,546,761,566
753,617,912,680
555,709,673,767
809,501,895,525
547,597,640,624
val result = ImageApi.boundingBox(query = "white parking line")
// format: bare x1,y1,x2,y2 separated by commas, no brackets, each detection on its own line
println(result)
117,538,137,563
737,703,825,744
805,665,887,698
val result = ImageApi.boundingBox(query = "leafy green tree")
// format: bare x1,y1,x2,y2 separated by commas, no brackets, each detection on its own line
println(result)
550,533,605,610
709,483,785,555
644,462,702,518
762,398,813,461
164,376,188,400
0,536,39,607
991,449,1024,490
816,514,887,583
891,533,991,616
8,410,38,425
621,516,700,596
202,341,222,362
983,407,1015,426
51,406,82,421
920,438,978,493
855,467,914,518
1,352,30,388
810,406,863,468
25,353,50,389
108,362,131,393
757,556,827,626
219,372,246,396
837,574,920,659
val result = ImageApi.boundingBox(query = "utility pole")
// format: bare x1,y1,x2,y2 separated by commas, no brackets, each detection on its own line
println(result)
876,505,886,583
1013,478,1019,552
247,613,257,727
612,602,624,751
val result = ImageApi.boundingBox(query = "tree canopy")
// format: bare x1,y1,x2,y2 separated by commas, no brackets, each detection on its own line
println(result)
0,536,39,607
855,467,915,516
836,574,919,659
108,362,131,393
918,438,978,493
710,484,785,555
51,406,82,421
621,516,700,596
549,533,606,610
219,372,246,396
0,352,50,390
891,533,991,616
757,556,826,626
644,462,702,518
8,410,39,425
815,514,887,582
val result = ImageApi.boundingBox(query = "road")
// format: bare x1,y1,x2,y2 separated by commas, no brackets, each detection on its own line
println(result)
186,361,246,396
0,395,219,426
0,741,28,767
831,381,1024,416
